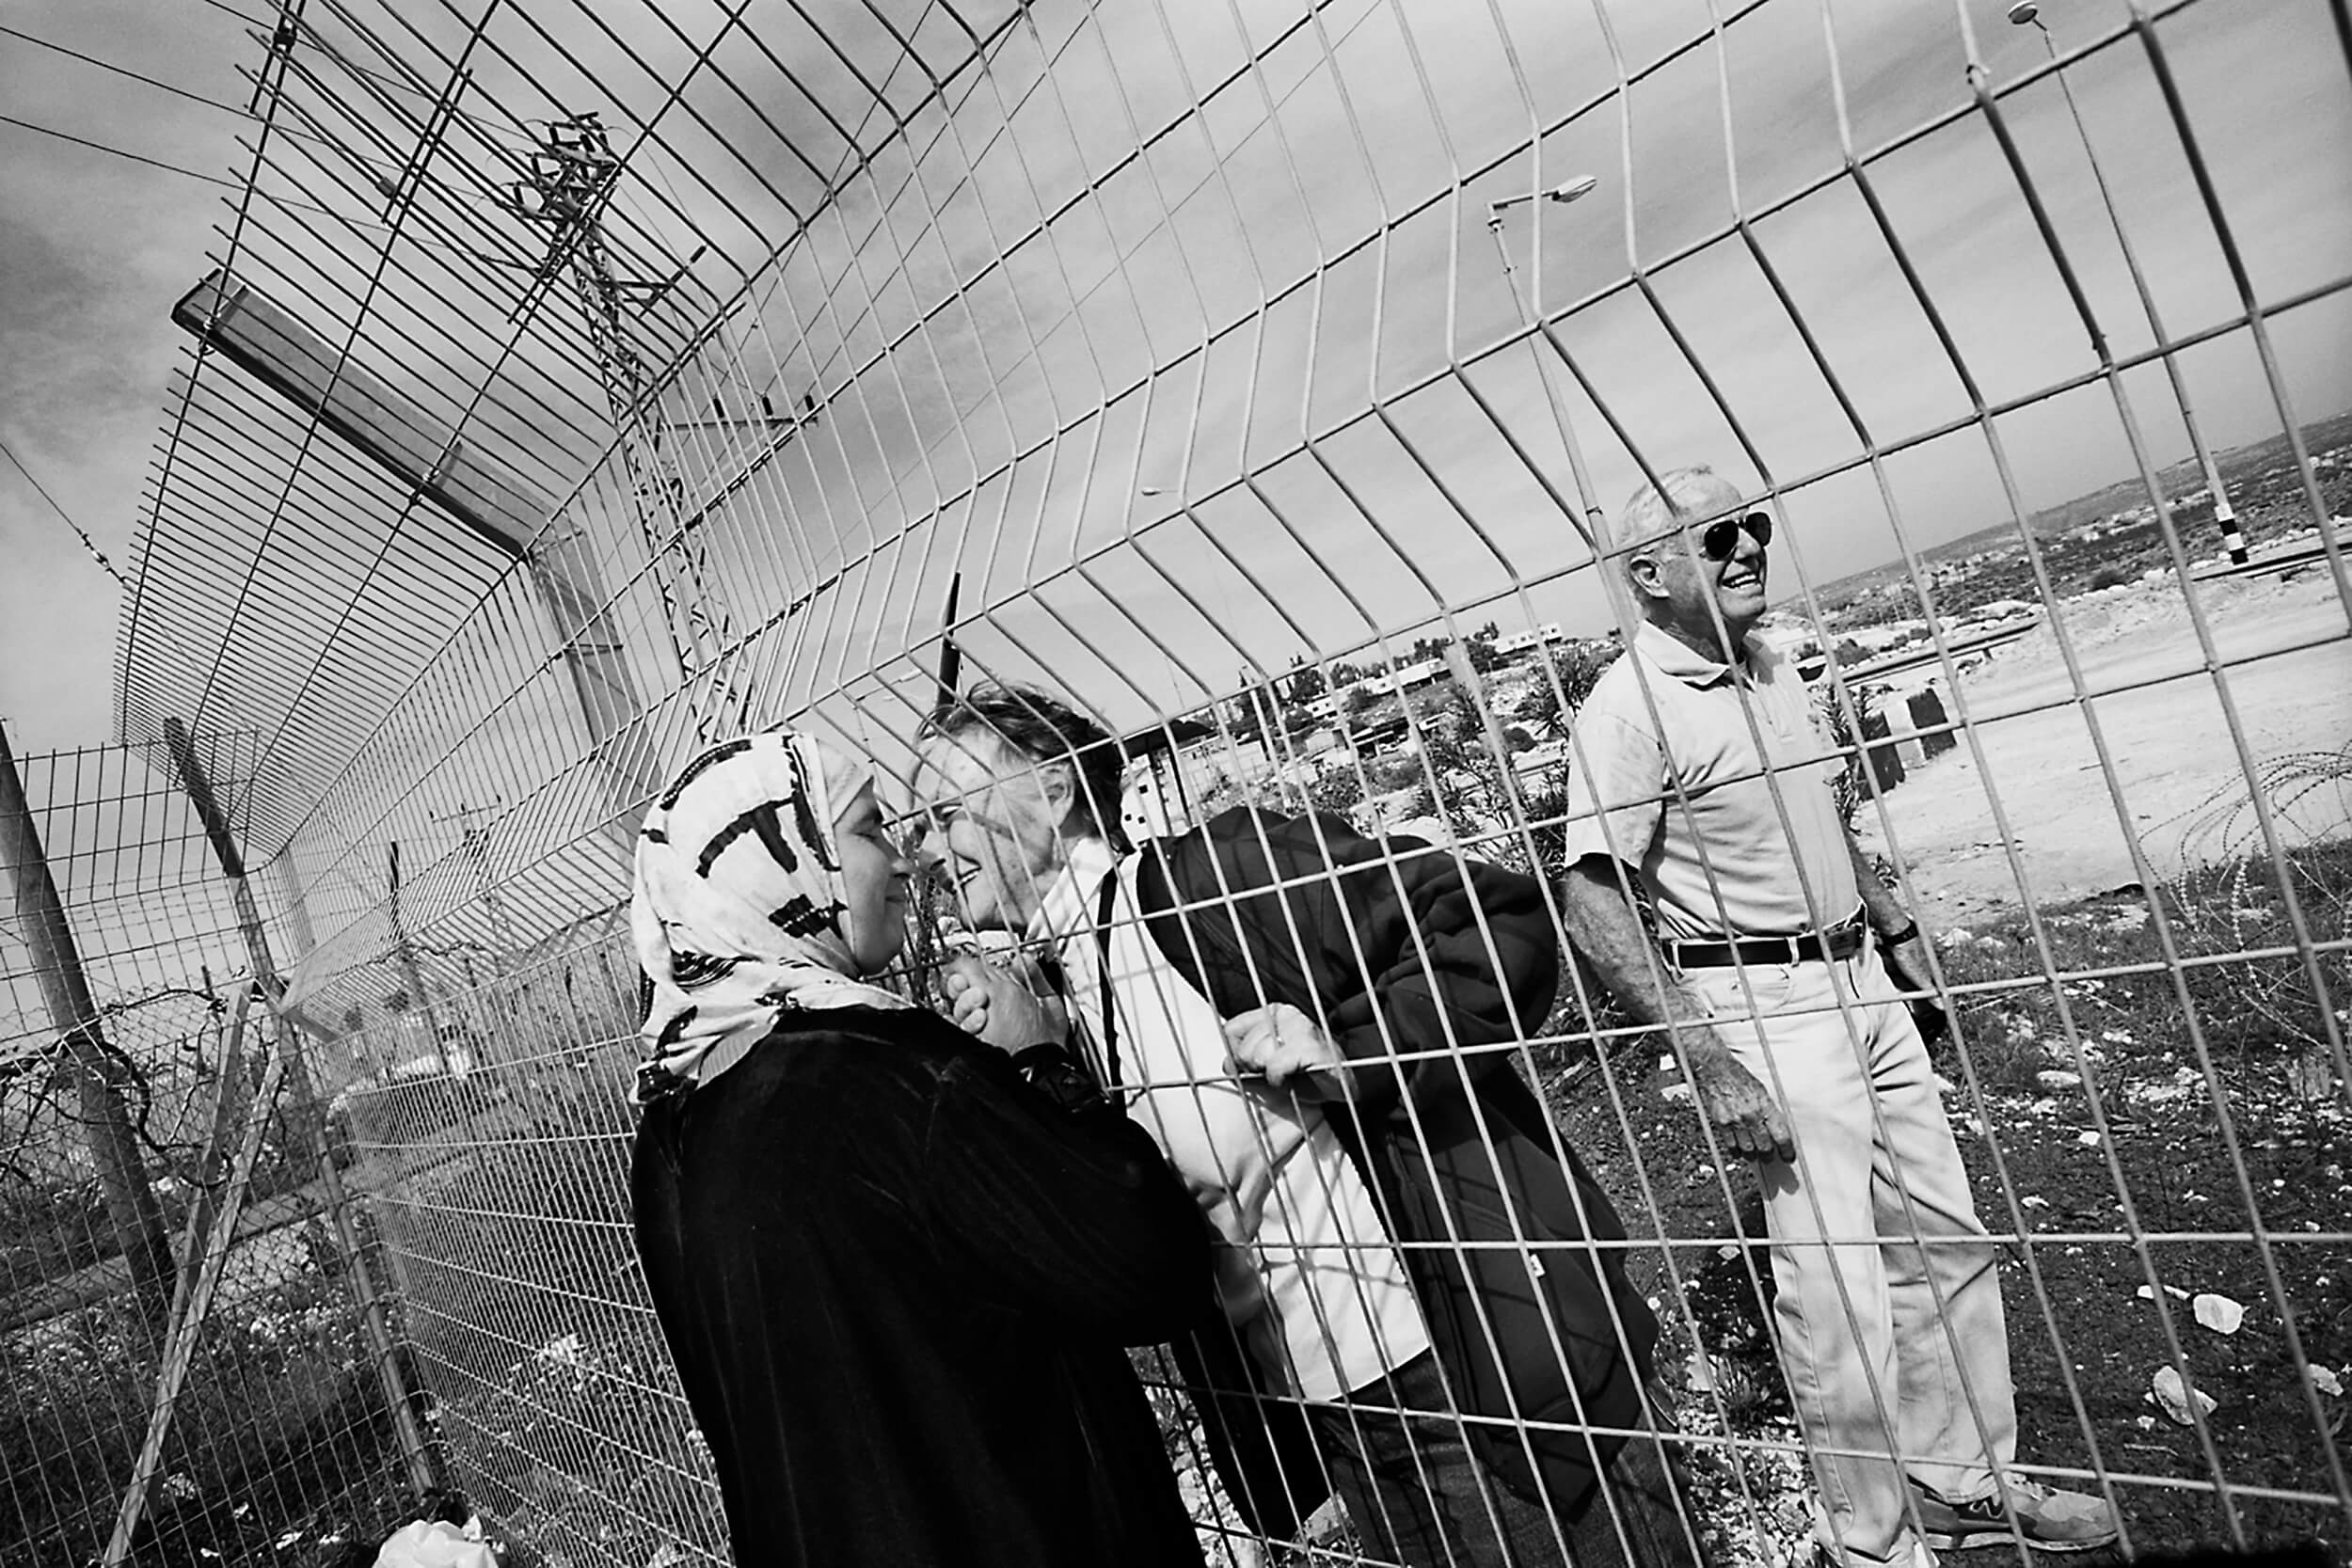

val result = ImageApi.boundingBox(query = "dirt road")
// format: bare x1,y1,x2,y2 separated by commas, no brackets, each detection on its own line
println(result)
1864,565,2352,926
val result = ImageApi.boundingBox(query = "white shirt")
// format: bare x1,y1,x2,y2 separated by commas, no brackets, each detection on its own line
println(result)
1034,837,1430,1401
1561,621,1859,941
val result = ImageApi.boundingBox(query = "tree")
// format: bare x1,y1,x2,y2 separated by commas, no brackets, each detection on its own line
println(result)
1516,637,1621,739
1283,657,1327,708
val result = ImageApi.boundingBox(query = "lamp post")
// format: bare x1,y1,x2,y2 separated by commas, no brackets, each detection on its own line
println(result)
2008,1,2249,563
1485,174,1626,610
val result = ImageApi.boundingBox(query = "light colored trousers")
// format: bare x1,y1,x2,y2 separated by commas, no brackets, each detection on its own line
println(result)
1686,945,2016,1567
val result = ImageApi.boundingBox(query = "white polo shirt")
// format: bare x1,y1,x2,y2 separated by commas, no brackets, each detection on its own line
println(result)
1033,838,1430,1402
1560,620,1859,941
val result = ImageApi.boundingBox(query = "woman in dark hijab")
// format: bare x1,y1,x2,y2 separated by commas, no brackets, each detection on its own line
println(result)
628,731,1211,1567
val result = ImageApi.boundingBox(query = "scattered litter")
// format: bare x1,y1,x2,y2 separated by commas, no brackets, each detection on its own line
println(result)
2076,1129,2103,1148
2150,1366,2216,1426
2036,1069,2082,1092
2020,1195,2049,1209
1717,1243,1741,1261
2135,1283,2191,1303
1662,1081,1693,1104
276,1532,305,1551
2136,1414,2157,1431
373,1519,495,1568
1686,1351,1718,1393
2312,1367,2344,1398
2192,1293,2246,1335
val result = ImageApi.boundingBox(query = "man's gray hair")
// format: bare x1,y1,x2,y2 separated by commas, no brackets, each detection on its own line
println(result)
1613,464,1739,576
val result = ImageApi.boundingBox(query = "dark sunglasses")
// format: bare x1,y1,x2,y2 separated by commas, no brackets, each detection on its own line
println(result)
1696,511,1772,561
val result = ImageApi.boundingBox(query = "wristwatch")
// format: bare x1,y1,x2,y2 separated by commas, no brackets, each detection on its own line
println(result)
1875,918,1920,946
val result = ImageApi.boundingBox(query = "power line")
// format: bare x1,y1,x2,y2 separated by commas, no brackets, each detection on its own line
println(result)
0,23,251,121
0,111,250,195
0,23,392,158
0,108,524,259
0,436,127,592
191,0,272,26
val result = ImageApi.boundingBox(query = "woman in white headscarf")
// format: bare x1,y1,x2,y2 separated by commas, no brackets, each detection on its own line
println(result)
628,732,1213,1568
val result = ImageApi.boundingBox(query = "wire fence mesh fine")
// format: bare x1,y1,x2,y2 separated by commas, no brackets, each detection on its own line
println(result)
39,0,2352,1562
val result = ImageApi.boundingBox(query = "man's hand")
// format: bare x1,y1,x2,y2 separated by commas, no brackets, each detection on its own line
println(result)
1223,1003,1354,1101
941,953,1068,1055
1881,929,1935,997
1683,1044,1796,1164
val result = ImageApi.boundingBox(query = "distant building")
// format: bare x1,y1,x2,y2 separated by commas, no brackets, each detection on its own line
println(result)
1496,623,1567,657
1355,657,1448,696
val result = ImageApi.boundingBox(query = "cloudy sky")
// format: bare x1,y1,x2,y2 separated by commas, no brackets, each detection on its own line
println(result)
1,0,261,752
4,0,2348,771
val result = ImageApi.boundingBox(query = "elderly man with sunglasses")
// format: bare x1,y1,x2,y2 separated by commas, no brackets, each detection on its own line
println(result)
1554,467,2118,1568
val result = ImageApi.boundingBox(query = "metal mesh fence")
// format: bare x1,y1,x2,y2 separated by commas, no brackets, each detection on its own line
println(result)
87,0,2352,1562
0,732,430,1567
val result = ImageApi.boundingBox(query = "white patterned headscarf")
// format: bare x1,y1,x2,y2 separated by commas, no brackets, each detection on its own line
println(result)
631,731,910,1102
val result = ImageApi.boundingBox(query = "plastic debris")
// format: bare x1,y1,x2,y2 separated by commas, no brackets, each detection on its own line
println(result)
2150,1367,2216,1426
2191,1292,2245,1336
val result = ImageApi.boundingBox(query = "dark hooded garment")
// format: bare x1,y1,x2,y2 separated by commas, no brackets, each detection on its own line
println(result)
632,1005,1215,1567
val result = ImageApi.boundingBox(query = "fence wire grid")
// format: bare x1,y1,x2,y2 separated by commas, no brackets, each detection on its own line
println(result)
0,731,424,1568
16,0,2341,1562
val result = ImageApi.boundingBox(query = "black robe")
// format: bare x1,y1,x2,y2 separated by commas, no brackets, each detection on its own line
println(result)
631,1006,1213,1567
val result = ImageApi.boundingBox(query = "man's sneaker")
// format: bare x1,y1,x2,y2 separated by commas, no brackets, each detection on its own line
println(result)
1910,1477,2120,1553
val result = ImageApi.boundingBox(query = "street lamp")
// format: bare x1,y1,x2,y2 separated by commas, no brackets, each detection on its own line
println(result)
1484,173,1624,612
1489,174,1599,219
2009,0,2249,564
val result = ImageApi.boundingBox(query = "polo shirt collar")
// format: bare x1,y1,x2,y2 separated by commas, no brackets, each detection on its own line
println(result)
1632,618,1772,689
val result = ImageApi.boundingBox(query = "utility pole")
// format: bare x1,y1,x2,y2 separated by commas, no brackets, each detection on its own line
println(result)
505,112,753,736
383,840,446,1075
432,800,516,970
2009,2,2249,564
0,722,174,1338
159,719,440,1495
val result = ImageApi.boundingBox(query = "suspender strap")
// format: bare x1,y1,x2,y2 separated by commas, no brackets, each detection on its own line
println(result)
1091,868,1123,1093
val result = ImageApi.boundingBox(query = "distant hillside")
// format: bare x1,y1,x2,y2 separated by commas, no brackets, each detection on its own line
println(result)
1812,408,2352,611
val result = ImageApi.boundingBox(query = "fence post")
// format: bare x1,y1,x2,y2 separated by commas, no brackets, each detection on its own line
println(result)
103,991,285,1568
0,721,175,1338
158,718,443,1497
168,983,258,1324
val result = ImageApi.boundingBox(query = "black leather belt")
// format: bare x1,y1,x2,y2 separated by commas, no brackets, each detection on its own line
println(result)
1670,914,1867,969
